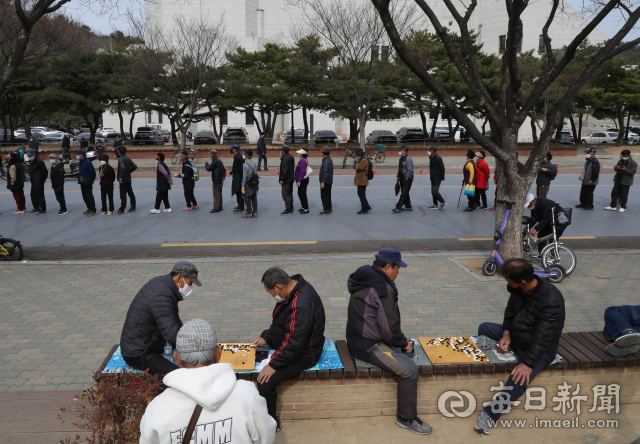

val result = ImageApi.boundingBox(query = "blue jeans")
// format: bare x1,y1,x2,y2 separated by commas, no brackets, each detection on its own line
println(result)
478,322,557,421
604,305,640,342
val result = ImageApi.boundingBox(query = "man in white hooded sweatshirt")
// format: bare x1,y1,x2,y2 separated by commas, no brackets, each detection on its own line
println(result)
139,319,276,444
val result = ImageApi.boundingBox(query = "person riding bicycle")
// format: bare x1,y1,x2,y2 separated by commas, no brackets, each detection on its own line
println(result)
524,193,569,255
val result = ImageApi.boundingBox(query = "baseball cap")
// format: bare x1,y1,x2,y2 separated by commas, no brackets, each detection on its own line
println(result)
320,145,331,154
172,260,202,286
585,147,596,153
400,145,409,152
429,146,437,152
176,319,218,353
377,248,407,268
524,193,535,208
75,149,86,156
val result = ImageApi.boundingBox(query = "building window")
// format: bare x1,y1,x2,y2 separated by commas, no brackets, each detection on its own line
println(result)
246,107,254,125
221,110,228,126
147,111,152,123
371,46,379,60
381,46,389,60
499,35,506,53
158,112,163,124
539,35,545,52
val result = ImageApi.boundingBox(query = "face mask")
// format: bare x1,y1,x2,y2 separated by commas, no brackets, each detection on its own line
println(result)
622,157,629,161
585,154,592,159
475,152,481,157
100,161,106,165
50,159,55,163
178,277,193,298
242,154,246,160
156,160,159,164
272,286,285,303
398,151,402,156
427,151,431,156
528,204,535,210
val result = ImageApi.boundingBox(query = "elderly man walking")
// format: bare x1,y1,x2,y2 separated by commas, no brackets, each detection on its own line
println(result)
393,145,413,213
576,147,600,210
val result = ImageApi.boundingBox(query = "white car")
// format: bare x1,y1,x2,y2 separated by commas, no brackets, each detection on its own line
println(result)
605,129,640,144
580,132,618,144
99,127,115,136
42,131,65,142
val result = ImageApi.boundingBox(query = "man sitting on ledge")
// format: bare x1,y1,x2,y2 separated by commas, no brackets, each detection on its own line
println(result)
346,248,432,436
475,258,565,435
603,305,640,356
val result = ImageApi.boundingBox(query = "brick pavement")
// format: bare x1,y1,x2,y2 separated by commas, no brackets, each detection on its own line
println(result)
1,251,638,391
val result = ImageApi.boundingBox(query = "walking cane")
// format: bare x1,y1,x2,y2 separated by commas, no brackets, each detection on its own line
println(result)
457,180,464,208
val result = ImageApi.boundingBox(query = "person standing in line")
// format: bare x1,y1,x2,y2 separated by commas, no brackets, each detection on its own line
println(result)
319,146,333,215
536,152,557,199
279,145,295,215
99,154,116,216
76,149,96,216
462,149,477,212
295,149,310,214
257,132,269,171
241,149,259,218
204,149,226,213
474,150,490,210
49,154,67,215
115,146,138,215
354,148,371,215
576,147,600,210
151,153,172,214
605,149,636,213
427,147,446,210
61,133,70,155
230,144,245,214
393,145,414,213
28,148,48,215
95,140,106,159
7,151,26,214
174,150,198,211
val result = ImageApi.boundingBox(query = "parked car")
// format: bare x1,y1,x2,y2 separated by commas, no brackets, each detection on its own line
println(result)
313,130,338,144
283,128,305,144
366,130,397,144
160,130,172,142
104,132,131,140
396,127,425,142
559,130,574,144
72,133,106,146
222,127,249,144
605,128,640,143
193,130,217,145
580,132,618,144
41,131,65,143
134,127,164,145
43,124,68,132
433,131,450,142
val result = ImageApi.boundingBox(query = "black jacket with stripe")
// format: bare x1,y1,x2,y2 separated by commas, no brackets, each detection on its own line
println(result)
261,275,325,370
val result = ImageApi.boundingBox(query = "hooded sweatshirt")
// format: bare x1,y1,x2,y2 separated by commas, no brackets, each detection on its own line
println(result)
140,363,276,444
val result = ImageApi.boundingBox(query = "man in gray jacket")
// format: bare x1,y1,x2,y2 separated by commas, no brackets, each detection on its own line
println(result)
393,145,414,213
319,145,333,215
576,147,600,210
605,149,636,213
241,149,259,218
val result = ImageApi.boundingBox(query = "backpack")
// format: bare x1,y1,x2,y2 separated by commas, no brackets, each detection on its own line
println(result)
549,163,558,181
187,164,200,181
366,158,374,180
248,164,259,187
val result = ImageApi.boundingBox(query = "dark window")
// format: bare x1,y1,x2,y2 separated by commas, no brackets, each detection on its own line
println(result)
371,46,379,60
147,111,152,123
499,35,506,53
158,112,163,124
246,107,254,125
429,109,438,119
539,35,545,52
221,110,228,126
381,46,389,60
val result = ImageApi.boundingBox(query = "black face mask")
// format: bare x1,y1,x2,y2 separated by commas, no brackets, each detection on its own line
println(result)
507,284,524,294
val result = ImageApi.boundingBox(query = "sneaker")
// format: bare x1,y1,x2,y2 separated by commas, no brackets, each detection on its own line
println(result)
300,209,309,214
82,210,90,215
234,209,244,214
101,211,107,215
357,210,368,214
280,210,291,216
439,202,447,211
14,210,26,214
275,416,282,432
242,213,253,218
605,343,640,357
395,416,432,435
575,204,585,208
127,209,136,213
115,211,124,216
479,206,488,210
427,204,439,210
252,213,257,218
150,209,161,214
463,207,475,212
474,410,492,435
58,210,68,215
392,208,402,213
162,209,172,213
615,331,640,348
319,211,329,216
183,207,193,211
86,211,97,217
583,206,594,210
402,207,413,211
210,209,221,213
106,211,112,216
29,209,39,214
37,211,46,215
619,208,626,213
264,168,270,171
191,205,199,210
298,208,304,213
604,206,617,211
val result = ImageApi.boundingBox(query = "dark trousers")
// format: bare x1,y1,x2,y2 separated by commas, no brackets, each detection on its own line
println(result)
258,154,268,170
235,192,244,210
604,305,640,342
212,183,223,210
355,343,418,420
431,180,445,205
30,182,46,211
81,185,96,212
298,180,309,210
357,185,371,211
282,181,294,211
155,190,170,210
610,183,631,209
12,190,26,211
54,187,67,212
118,182,136,212
579,184,596,207
537,185,549,199
475,187,487,208
123,352,179,377
479,322,557,421
101,186,114,212
245,192,258,214
466,194,476,209
320,184,332,211
395,178,413,209
184,189,197,207
257,359,309,419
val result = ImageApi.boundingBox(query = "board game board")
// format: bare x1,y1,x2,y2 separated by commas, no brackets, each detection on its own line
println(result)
238,339,344,373
219,342,255,371
418,336,489,364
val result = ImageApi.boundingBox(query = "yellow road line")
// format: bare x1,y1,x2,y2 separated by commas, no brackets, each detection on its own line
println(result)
161,241,317,247
459,236,596,241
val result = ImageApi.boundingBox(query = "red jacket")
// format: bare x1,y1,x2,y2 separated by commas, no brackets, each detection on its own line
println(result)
475,158,490,189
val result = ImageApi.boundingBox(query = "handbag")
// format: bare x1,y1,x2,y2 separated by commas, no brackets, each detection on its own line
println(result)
182,404,203,444
78,175,91,186
395,182,400,196
463,184,476,196
304,165,313,179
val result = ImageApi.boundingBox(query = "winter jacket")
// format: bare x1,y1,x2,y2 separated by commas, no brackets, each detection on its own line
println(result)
319,156,333,184
502,277,565,368
295,158,308,183
463,159,476,186
257,137,267,155
99,164,116,188
429,154,445,182
50,161,65,189
156,161,172,192
231,153,244,196
113,139,124,150
61,136,70,151
475,158,490,189
530,197,558,233
139,364,276,444
29,156,48,184
80,140,89,149
536,161,557,186
117,155,137,183
242,159,258,197
205,158,226,184
354,158,369,186
279,153,295,183
178,160,195,191
582,157,600,185
120,274,183,357
29,140,40,152
7,161,24,191
397,155,414,181
77,157,96,185
260,275,325,371
346,265,408,356
613,157,637,186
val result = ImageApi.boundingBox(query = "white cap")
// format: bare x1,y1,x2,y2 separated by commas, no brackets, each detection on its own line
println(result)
524,193,535,208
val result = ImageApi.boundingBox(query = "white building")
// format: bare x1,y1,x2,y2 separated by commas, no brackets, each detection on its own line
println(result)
103,0,608,143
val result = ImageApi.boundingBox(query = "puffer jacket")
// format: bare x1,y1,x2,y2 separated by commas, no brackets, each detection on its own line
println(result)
582,157,600,185
502,277,565,368
613,157,637,186
50,160,65,189
120,274,183,357
429,154,445,181
205,157,226,184
475,158,490,189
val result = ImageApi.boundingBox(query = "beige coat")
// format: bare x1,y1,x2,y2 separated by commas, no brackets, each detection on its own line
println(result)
354,158,369,186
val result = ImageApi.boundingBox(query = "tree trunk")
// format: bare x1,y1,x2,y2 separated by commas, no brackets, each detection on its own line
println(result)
625,111,631,143
359,110,367,149
129,110,137,144
302,106,309,142
616,107,625,146
349,118,358,143
117,107,126,140
554,122,563,143
447,116,453,138
205,99,219,140
578,114,583,142
169,117,179,147
569,115,578,144
419,109,427,135
2,115,7,143
430,101,441,138
530,116,538,142
481,118,487,136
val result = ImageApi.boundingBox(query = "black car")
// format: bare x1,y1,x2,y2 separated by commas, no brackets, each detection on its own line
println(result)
366,130,397,144
396,127,425,142
313,130,338,144
433,131,450,142
133,127,164,145
194,131,217,145
105,132,131,140
222,127,249,144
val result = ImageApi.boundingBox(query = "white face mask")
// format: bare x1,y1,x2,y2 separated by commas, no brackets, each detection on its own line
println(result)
528,204,535,210
178,277,193,298
398,151,402,156
272,286,285,303
585,154,592,159
242,154,246,160
427,151,431,156
50,159,55,163
622,157,629,161
100,160,106,165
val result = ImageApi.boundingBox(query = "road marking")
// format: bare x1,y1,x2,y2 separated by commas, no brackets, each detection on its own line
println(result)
458,236,596,241
161,241,318,247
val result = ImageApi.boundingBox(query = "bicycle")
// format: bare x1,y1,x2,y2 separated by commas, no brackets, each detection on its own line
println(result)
0,155,30,182
342,149,358,169
171,148,199,165
522,209,576,275
0,235,24,261
366,144,386,163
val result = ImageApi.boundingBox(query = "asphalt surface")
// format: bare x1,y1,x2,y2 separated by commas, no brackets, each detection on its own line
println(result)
1,173,639,260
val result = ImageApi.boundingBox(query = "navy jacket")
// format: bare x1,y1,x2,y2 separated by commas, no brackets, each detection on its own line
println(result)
536,161,557,186
319,156,333,184
77,158,96,185
257,137,267,155
530,197,557,233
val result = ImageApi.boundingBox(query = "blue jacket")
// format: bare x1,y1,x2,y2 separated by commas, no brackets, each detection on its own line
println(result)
257,137,267,155
77,157,96,185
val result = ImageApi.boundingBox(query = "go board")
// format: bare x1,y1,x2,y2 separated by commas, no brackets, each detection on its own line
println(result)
219,342,256,371
418,336,488,364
